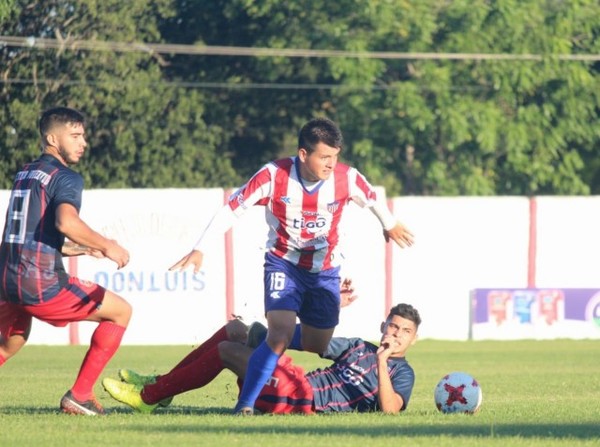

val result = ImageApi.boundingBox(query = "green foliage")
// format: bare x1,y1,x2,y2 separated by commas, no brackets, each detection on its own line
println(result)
0,0,15,22
0,0,599,194
0,0,238,188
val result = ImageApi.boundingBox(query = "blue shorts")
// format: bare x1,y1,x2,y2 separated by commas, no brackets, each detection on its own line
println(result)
263,252,341,329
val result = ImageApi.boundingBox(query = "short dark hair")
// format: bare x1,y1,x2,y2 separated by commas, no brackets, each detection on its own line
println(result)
39,106,86,139
387,303,421,328
298,117,343,154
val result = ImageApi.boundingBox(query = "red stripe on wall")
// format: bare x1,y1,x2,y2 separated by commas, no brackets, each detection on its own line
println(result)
385,198,394,318
528,197,537,287
67,257,80,345
224,189,235,320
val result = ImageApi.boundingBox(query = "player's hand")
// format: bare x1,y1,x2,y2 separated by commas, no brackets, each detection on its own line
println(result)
169,249,204,274
340,278,358,308
377,335,398,360
384,222,414,248
86,247,105,259
104,240,130,269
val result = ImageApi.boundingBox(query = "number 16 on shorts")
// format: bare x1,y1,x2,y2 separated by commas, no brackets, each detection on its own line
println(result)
269,272,286,299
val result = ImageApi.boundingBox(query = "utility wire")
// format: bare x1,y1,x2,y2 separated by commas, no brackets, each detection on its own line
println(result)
1,35,599,61
0,78,497,92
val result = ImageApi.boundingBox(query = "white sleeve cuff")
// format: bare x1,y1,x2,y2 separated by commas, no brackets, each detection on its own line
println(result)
193,204,237,252
369,200,397,231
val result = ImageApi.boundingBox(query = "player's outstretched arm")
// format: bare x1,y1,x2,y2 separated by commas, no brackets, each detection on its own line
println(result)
383,222,415,248
55,203,129,268
169,250,204,274
61,240,104,258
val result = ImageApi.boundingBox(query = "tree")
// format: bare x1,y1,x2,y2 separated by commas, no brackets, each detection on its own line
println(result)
1,0,598,195
324,0,600,195
0,0,238,188
161,0,600,195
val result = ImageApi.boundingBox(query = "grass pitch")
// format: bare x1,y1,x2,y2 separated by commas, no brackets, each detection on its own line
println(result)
1,339,599,447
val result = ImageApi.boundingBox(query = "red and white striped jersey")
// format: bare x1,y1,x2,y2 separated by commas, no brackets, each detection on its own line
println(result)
228,157,379,272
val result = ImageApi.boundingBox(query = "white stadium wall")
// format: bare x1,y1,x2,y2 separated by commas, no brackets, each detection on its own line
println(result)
0,189,599,344
390,196,532,341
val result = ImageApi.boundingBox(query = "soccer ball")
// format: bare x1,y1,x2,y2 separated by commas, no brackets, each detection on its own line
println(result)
434,371,482,414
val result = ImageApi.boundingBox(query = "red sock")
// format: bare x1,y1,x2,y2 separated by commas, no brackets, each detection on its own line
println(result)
0,354,6,367
141,345,224,404
71,321,126,402
168,324,229,371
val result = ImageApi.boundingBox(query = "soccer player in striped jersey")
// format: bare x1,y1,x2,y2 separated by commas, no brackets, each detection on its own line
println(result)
102,301,421,415
0,107,132,415
170,117,415,415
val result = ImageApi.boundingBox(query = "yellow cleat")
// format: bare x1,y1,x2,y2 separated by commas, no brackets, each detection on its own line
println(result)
102,377,159,414
118,368,173,407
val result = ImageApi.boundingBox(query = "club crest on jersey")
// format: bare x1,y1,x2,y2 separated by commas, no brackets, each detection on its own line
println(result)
327,201,340,214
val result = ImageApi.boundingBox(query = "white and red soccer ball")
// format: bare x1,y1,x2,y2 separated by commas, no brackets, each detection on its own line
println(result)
434,371,483,414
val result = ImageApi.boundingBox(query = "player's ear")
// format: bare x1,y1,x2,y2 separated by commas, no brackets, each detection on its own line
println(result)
298,147,308,162
380,321,385,333
45,132,57,148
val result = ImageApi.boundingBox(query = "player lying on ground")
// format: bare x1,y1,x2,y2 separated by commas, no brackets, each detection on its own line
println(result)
169,117,415,414
102,301,421,415
100,277,353,411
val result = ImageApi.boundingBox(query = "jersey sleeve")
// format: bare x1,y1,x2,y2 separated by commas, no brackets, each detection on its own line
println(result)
390,361,415,411
192,164,273,252
193,204,237,252
51,170,83,211
228,163,273,216
320,337,358,360
369,200,397,230
348,167,397,230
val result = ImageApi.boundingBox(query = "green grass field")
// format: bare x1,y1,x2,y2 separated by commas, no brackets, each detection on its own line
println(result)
1,339,599,447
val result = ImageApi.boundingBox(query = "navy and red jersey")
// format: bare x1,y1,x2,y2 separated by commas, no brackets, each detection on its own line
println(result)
228,157,379,273
307,337,415,413
0,154,83,305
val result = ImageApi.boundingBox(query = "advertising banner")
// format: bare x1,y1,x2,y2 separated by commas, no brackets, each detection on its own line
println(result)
470,288,600,340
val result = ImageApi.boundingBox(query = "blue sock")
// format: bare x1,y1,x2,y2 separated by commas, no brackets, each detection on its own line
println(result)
288,324,303,351
234,341,280,412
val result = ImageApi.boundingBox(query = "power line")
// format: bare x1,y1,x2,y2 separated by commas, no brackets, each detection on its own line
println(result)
1,35,599,62
0,78,499,93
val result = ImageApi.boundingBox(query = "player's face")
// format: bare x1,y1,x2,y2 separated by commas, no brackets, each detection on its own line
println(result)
298,142,340,182
380,315,418,357
46,122,87,166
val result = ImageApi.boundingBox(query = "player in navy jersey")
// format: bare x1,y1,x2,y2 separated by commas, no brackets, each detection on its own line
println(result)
169,117,415,414
102,301,421,415
0,107,132,415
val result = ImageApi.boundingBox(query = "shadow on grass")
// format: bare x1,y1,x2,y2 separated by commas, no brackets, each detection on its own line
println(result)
0,405,231,416
0,406,145,415
2,406,598,440
122,421,600,440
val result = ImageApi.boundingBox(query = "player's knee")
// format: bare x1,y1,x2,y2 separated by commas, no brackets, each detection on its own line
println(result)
120,299,133,325
108,294,132,326
225,319,248,343
0,334,27,359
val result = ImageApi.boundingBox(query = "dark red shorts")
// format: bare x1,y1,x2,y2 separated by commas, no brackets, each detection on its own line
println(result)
254,354,315,415
0,277,106,337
